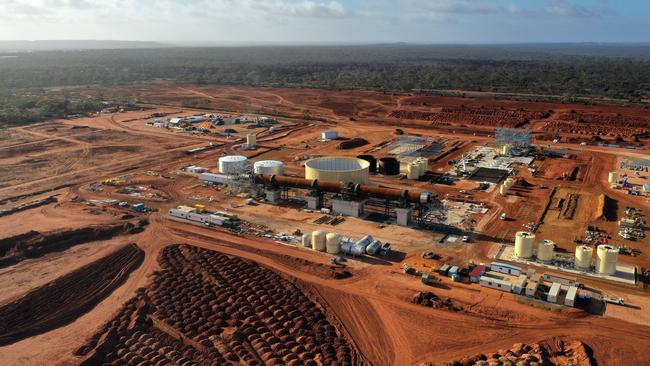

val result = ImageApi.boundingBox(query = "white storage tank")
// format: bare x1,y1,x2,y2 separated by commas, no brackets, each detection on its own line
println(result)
514,231,535,259
325,233,341,254
499,184,508,196
575,245,593,269
537,239,555,262
253,160,284,175
246,134,257,147
596,244,618,275
219,155,247,174
407,163,420,179
321,130,339,140
608,171,618,184
311,231,326,252
301,234,311,248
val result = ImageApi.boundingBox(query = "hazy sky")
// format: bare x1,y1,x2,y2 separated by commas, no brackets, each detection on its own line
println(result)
0,0,648,43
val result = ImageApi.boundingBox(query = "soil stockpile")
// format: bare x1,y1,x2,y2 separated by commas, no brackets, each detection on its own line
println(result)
76,244,363,366
0,243,144,346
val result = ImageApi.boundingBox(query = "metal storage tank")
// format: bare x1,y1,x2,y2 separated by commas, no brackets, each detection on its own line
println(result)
219,155,247,174
499,184,509,196
596,245,618,275
505,177,515,188
253,160,284,175
575,245,593,269
246,134,257,147
407,163,420,179
321,130,339,140
537,240,555,262
608,171,618,184
417,158,428,176
305,156,370,184
378,157,400,176
365,240,382,255
325,233,341,254
301,234,311,248
514,231,535,258
357,155,377,173
311,231,326,252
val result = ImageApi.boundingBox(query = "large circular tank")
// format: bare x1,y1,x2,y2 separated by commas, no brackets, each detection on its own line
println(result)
219,155,247,174
301,234,311,248
246,134,256,146
378,157,400,176
305,156,370,184
575,245,593,269
514,231,535,259
608,171,618,184
537,239,555,262
311,231,326,252
357,155,377,173
596,244,618,275
321,130,339,140
325,233,341,254
499,184,508,196
407,163,420,179
253,160,284,175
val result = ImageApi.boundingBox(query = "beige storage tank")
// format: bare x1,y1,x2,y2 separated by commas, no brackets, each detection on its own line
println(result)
407,163,420,179
325,233,341,254
305,156,370,184
514,231,535,258
505,177,515,188
502,144,511,155
246,134,257,147
575,245,593,269
608,171,618,184
537,239,555,262
417,158,428,176
596,245,618,275
253,160,284,175
499,184,509,196
311,231,326,252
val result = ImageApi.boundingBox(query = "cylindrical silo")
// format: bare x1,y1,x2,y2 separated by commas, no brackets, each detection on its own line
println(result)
514,231,535,259
246,134,256,147
499,184,509,196
253,160,284,175
407,163,420,179
326,233,341,254
417,158,428,176
596,245,618,275
311,231,326,252
378,157,400,176
502,144,511,155
302,234,311,248
608,172,618,184
321,130,339,140
219,155,247,174
537,239,555,262
575,245,593,269
357,155,377,173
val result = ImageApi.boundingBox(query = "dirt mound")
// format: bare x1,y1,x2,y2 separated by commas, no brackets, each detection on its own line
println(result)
76,244,363,365
513,177,534,187
438,337,595,366
412,292,462,312
0,221,144,268
594,194,618,221
338,138,369,150
0,243,143,346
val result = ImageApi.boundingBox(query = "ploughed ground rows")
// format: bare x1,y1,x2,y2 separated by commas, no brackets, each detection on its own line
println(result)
389,107,546,128
430,338,595,366
0,221,146,268
76,244,364,366
0,243,144,346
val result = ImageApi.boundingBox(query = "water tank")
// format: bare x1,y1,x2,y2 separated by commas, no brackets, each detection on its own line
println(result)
499,184,508,196
321,130,339,140
537,240,555,262
378,157,400,176
596,245,618,275
575,245,593,269
514,231,535,258
365,240,382,255
305,156,370,184
608,171,618,184
219,155,247,174
301,234,311,248
246,134,256,147
326,233,341,254
407,163,420,179
357,155,377,173
253,160,284,175
311,231,326,252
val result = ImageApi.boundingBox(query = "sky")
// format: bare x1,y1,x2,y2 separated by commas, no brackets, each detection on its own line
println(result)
0,0,648,44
